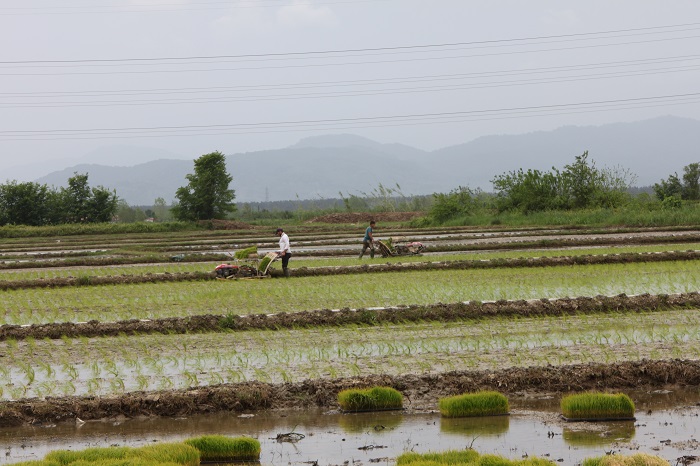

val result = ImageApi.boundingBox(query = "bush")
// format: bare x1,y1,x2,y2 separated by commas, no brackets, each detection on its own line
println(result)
184,435,260,461
561,392,635,420
438,391,509,418
337,386,403,411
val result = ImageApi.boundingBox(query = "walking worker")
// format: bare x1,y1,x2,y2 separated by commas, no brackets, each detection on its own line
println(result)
275,227,292,277
359,220,376,259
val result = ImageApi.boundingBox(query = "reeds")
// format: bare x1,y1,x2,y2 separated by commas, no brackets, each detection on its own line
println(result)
438,391,509,418
338,386,403,412
561,392,635,420
184,435,261,461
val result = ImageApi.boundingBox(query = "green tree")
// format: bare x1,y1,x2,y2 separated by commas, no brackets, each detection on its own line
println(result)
653,162,700,201
0,181,51,226
153,197,169,221
172,151,236,221
429,186,479,222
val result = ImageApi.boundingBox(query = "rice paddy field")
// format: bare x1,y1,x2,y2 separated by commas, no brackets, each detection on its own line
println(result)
1,220,699,465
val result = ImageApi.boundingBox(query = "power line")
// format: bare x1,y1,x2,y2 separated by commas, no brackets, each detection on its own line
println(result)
1,92,698,140
1,22,699,65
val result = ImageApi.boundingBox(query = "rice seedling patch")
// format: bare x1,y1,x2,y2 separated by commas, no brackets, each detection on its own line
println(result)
561,392,636,421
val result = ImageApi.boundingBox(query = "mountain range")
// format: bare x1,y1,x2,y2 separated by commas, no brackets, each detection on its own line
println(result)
32,116,700,205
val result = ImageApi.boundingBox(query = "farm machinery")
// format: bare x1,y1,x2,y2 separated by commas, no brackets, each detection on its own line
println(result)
215,248,278,279
375,237,425,258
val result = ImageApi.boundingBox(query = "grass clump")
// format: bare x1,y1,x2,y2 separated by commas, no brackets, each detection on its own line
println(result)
234,246,258,259
581,452,669,465
133,442,199,465
258,254,274,273
338,386,403,412
438,391,509,418
44,442,199,465
45,446,132,464
397,449,556,465
561,392,635,420
184,435,261,461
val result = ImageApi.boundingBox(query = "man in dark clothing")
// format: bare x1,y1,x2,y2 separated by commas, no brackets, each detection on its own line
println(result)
359,220,375,259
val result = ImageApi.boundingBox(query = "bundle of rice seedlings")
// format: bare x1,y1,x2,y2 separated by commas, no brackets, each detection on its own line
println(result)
338,386,403,412
396,449,556,465
184,435,261,462
131,442,200,465
561,392,635,420
438,391,509,418
581,452,670,465
45,446,132,464
234,246,258,259
258,253,275,273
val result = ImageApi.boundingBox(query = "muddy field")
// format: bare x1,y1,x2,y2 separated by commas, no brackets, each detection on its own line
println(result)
0,223,699,465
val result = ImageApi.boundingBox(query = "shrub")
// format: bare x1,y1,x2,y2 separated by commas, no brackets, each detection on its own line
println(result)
184,435,261,461
438,391,509,418
338,386,403,411
561,392,635,420
581,452,669,465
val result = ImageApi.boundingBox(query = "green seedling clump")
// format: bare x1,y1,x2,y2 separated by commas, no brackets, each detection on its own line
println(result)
258,255,273,273
561,392,635,420
184,435,261,461
581,452,669,465
44,442,199,466
397,449,556,465
234,246,258,259
438,390,509,418
338,386,403,412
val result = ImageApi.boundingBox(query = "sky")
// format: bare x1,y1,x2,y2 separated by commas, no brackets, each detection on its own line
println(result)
2,0,700,181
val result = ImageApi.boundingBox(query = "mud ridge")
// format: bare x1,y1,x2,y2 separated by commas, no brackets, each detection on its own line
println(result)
2,292,698,341
0,359,697,427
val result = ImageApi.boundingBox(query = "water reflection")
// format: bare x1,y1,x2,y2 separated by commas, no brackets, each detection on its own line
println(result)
440,415,510,437
0,389,698,465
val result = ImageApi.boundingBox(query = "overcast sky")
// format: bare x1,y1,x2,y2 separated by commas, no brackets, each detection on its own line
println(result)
2,0,700,180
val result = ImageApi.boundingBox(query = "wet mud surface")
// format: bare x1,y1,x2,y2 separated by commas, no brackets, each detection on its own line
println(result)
0,359,699,429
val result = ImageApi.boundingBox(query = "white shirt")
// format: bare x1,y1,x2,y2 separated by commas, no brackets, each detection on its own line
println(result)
278,233,291,254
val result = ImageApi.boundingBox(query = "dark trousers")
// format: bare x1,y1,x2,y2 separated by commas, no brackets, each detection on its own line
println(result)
281,252,291,268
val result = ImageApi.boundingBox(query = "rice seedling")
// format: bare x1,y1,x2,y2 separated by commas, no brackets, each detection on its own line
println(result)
581,452,669,465
438,391,509,418
396,449,556,465
184,435,261,462
561,392,635,420
337,386,403,412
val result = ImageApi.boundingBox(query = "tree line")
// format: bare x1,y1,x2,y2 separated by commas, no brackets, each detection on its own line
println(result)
1,149,698,227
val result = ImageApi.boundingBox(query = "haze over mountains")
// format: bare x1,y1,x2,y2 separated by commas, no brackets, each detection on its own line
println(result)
29,116,700,205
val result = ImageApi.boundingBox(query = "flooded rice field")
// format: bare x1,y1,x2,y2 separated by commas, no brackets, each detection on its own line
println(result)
1,389,698,465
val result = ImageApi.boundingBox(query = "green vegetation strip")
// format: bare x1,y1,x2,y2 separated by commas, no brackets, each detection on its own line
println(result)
582,453,669,466
397,449,554,465
1,291,699,341
2,249,700,291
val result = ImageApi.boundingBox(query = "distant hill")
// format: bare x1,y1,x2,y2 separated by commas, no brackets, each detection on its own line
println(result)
35,117,700,205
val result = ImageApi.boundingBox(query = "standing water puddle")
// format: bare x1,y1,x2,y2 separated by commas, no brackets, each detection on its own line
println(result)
0,389,698,465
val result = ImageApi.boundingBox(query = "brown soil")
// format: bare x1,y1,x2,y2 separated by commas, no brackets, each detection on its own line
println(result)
1,291,697,341
0,359,697,427
307,212,424,223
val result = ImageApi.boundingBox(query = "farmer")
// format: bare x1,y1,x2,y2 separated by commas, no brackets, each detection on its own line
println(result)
359,220,376,259
275,227,292,277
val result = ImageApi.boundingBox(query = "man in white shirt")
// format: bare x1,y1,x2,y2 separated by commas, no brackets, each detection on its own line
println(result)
275,227,292,277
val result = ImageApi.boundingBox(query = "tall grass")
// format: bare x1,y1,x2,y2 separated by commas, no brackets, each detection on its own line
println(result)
438,391,509,418
561,392,635,420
